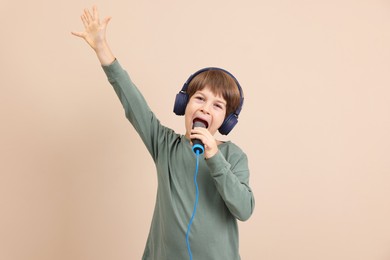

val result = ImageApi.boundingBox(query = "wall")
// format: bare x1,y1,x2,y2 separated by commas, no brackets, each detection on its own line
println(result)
0,0,389,259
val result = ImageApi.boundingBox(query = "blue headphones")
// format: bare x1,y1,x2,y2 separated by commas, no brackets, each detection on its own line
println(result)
173,67,244,135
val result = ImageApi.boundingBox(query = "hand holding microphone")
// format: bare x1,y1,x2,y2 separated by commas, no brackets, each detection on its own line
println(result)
191,119,219,158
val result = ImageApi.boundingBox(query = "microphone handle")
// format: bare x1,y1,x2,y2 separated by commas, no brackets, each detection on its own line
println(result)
192,120,206,154
192,138,204,154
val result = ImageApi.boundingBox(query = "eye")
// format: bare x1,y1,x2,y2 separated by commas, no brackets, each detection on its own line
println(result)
194,95,204,101
214,103,224,110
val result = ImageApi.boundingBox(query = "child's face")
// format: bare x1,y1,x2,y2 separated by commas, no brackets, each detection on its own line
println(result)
184,85,227,138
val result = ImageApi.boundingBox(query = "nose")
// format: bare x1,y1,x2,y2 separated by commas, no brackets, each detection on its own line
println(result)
200,102,211,114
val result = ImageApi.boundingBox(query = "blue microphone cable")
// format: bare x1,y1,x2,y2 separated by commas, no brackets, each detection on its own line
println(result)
186,149,200,260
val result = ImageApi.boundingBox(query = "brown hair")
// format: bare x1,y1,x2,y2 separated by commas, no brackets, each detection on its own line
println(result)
186,70,242,117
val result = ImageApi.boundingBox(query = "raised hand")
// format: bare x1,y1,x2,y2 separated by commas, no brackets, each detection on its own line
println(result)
72,5,115,65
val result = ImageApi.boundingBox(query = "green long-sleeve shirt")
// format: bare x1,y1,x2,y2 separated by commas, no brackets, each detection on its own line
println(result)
102,60,255,260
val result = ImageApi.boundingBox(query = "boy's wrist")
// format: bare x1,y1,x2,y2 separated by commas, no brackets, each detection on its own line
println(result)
94,40,109,52
94,41,115,66
204,148,218,160
205,151,230,176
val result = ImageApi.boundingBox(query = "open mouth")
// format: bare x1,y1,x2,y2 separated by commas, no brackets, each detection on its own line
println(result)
193,118,209,128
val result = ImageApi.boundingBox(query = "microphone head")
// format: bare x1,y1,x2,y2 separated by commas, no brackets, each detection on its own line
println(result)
192,118,208,129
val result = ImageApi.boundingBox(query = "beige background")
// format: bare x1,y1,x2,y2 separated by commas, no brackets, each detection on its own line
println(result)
1,0,390,259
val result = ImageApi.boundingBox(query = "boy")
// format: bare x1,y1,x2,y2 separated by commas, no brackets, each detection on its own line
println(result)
72,6,254,260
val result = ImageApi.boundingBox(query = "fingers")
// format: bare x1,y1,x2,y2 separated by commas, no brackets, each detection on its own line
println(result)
190,129,218,158
73,6,104,39
84,8,93,23
190,128,212,144
93,5,100,23
81,14,88,28
81,7,97,27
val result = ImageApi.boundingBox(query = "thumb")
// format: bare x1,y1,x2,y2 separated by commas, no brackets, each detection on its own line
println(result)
71,31,85,38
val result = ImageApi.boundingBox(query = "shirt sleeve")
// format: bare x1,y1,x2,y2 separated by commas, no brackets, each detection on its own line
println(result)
101,59,165,161
205,150,255,221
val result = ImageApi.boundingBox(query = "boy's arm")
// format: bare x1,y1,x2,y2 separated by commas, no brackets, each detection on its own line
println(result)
71,5,115,66
206,151,255,221
72,5,165,160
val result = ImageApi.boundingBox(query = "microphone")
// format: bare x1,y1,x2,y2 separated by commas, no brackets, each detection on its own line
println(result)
192,119,207,154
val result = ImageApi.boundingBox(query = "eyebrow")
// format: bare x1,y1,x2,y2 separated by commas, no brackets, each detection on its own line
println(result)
195,91,227,105
215,99,226,106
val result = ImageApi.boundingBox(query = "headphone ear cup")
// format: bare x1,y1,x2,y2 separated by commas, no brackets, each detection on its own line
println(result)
173,92,188,115
219,113,238,135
